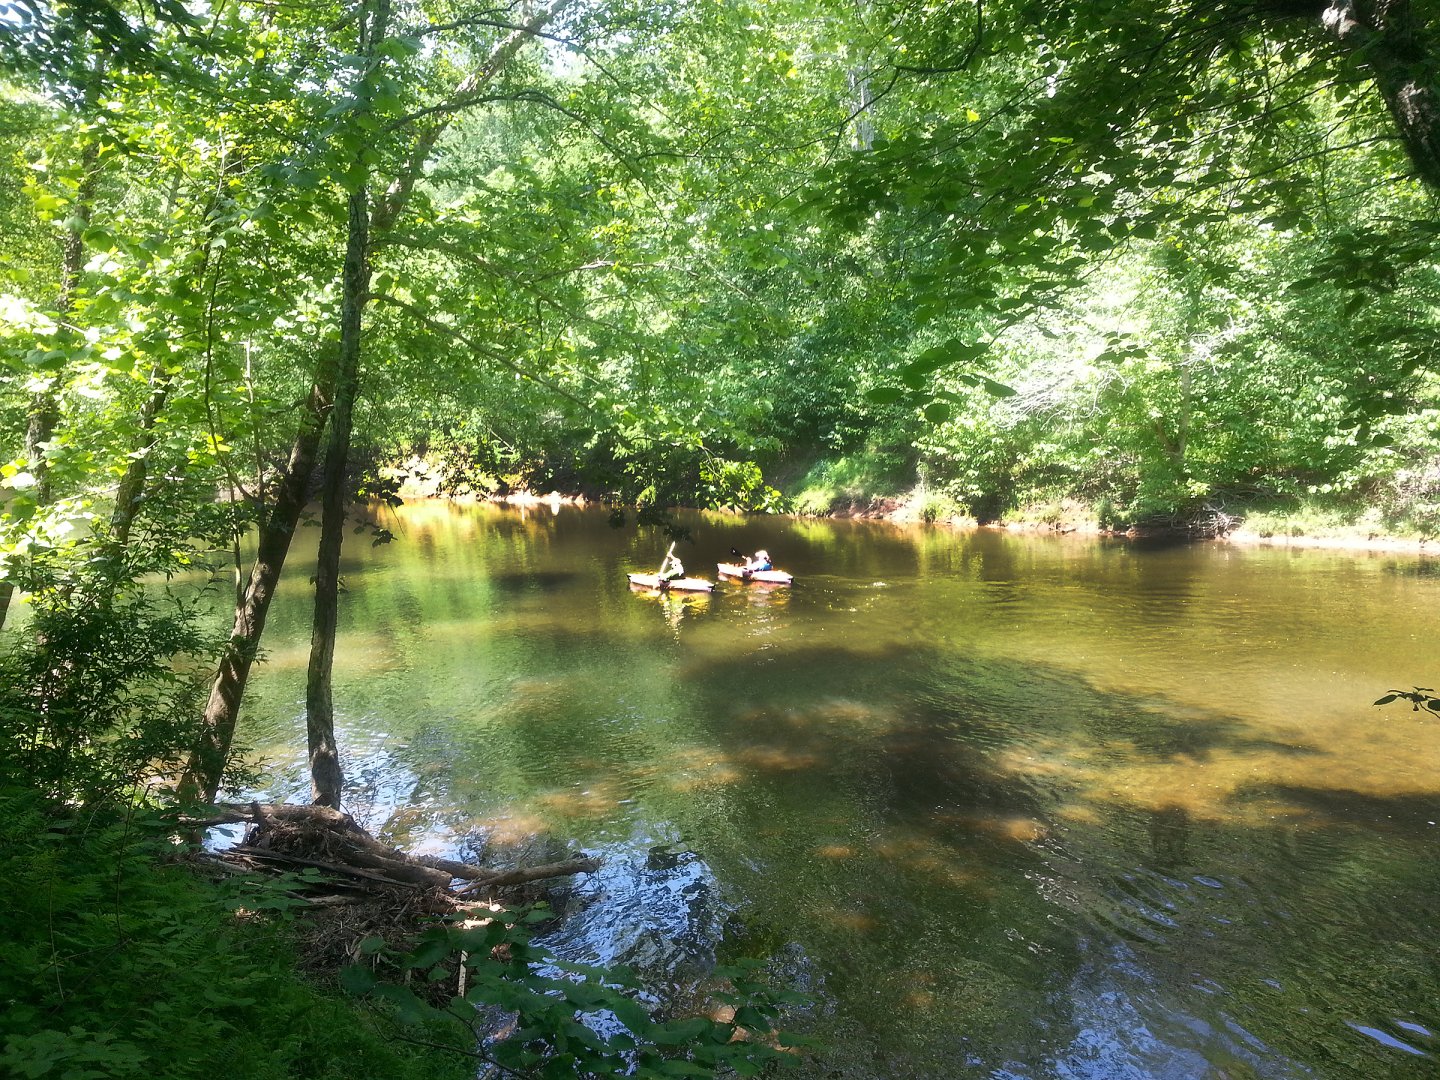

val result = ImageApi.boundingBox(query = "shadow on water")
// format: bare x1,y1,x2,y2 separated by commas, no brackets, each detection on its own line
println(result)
247,624,1440,1077
1383,559,1440,578
232,505,1440,1080
246,623,1440,1077
1243,782,1440,838
484,569,584,594
639,644,1440,1079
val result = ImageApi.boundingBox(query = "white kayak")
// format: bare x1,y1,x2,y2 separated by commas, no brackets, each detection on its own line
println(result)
628,573,716,593
716,562,794,585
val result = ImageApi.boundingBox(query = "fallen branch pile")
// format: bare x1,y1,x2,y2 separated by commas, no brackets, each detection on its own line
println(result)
184,802,601,985
191,802,599,908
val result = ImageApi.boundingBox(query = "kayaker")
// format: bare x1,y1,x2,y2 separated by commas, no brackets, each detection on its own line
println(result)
660,554,685,582
745,549,772,572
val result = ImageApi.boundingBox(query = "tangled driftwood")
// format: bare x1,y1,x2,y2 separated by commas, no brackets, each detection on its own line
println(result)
193,802,599,908
178,803,600,999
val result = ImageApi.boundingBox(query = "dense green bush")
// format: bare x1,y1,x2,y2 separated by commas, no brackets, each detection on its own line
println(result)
0,591,215,806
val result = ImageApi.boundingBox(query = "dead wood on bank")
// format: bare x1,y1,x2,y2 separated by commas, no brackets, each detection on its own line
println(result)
187,802,599,981
195,802,599,898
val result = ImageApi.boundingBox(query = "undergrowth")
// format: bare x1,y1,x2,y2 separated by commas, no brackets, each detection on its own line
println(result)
0,788,473,1080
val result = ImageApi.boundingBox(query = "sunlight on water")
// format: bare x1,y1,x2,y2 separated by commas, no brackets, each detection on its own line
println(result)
234,503,1440,1078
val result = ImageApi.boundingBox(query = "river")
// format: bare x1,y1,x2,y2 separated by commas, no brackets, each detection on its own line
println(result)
233,500,1440,1078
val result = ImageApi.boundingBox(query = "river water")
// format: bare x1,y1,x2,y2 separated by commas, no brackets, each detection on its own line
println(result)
236,501,1440,1078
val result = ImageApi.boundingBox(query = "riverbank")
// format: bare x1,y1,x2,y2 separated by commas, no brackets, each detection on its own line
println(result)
385,456,1435,559
830,493,1438,558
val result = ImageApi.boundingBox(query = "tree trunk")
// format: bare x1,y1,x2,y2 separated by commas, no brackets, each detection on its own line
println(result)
1318,2,1440,191
179,379,333,805
186,0,568,805
304,186,369,810
92,369,174,606
303,0,571,808
1258,1,1440,189
300,0,395,811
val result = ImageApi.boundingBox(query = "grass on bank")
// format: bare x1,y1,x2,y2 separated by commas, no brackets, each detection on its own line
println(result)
787,452,918,516
1230,499,1433,542
0,787,474,1080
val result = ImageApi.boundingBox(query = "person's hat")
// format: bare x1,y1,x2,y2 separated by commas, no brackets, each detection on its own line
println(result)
755,549,768,559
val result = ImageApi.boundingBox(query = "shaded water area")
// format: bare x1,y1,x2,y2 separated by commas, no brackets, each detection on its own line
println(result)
237,501,1440,1078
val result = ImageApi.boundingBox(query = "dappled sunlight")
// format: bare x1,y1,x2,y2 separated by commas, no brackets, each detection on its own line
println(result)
536,780,629,820
723,698,903,767
229,504,1440,1080
496,675,572,713
666,765,745,792
638,746,744,791
815,905,880,935
734,744,822,772
901,988,936,1011
1053,801,1105,825
988,695,1440,830
993,739,1116,779
775,697,901,733
467,810,552,845
258,640,313,672
872,829,989,889
934,811,1049,845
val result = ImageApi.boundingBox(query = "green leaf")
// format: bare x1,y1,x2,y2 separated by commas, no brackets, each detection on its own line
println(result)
377,36,421,59
732,1005,774,1031
981,378,1017,398
406,934,452,969
865,386,905,405
923,401,952,423
657,1060,712,1076
339,965,377,995
649,1018,712,1046
358,935,387,956
778,1032,824,1048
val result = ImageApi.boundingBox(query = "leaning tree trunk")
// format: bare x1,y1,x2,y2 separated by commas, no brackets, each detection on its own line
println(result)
186,0,570,806
179,380,334,805
301,0,568,809
304,185,370,810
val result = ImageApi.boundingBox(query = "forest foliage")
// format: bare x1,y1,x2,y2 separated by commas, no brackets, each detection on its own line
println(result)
1,0,1439,1076
1,1,1437,555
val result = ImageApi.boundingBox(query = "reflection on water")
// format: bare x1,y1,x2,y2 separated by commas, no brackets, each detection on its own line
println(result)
236,504,1440,1078
540,829,727,984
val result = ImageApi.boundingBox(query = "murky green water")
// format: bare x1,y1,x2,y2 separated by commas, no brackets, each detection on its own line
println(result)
238,501,1440,1078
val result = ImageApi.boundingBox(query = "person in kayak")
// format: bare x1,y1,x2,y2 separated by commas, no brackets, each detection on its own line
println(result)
660,553,685,582
745,549,772,572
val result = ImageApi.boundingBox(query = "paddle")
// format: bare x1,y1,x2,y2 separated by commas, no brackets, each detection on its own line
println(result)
729,547,753,576
657,541,677,582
